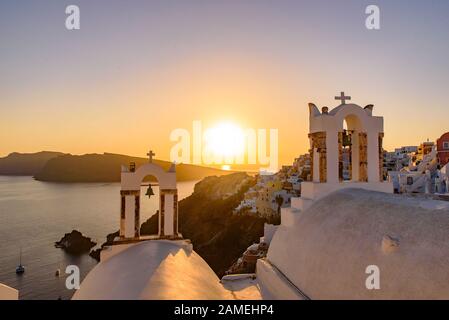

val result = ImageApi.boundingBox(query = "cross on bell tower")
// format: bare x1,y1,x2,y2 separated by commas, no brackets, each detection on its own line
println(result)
335,91,351,105
147,150,155,163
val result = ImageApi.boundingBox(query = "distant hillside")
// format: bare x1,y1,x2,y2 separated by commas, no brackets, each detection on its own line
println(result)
140,172,266,277
34,153,234,182
0,151,64,175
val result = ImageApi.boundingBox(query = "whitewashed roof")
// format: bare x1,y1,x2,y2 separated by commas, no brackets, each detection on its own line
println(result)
266,188,449,299
73,240,233,300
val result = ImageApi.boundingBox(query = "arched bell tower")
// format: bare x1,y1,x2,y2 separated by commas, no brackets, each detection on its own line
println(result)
308,92,385,185
119,150,180,241
309,92,384,183
282,93,393,221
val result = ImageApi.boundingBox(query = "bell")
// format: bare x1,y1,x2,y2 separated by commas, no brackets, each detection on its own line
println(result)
342,130,352,147
145,185,155,198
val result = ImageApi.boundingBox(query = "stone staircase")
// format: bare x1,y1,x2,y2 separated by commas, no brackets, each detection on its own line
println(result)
281,197,313,226
404,146,438,193
417,147,437,173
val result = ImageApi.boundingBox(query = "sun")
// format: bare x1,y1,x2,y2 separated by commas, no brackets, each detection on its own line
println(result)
204,122,245,165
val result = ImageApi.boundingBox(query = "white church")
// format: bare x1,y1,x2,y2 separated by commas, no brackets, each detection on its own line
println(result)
4,93,448,300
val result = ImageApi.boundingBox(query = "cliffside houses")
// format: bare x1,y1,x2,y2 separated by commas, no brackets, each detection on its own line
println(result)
384,134,449,195
255,179,283,219
418,140,435,161
233,193,257,215
293,154,311,180
234,161,305,219
386,146,418,169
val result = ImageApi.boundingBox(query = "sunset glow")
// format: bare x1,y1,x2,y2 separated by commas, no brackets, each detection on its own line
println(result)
204,122,245,163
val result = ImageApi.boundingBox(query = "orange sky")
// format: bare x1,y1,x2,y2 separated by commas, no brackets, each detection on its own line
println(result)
2,53,446,166
1,1,449,167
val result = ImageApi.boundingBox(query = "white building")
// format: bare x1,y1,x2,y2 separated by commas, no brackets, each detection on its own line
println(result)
394,146,418,157
234,198,257,215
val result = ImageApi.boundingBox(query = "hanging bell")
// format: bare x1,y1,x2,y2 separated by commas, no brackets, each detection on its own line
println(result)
145,185,155,198
342,130,352,147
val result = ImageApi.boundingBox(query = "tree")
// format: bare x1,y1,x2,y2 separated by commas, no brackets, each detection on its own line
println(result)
275,194,284,216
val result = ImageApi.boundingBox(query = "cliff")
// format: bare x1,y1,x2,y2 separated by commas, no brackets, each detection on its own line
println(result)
33,153,233,182
0,151,64,175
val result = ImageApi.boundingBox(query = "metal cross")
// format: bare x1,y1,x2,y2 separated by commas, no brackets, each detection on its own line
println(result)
147,150,155,163
335,91,351,105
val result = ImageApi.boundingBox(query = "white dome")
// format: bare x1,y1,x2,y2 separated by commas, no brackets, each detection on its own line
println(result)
73,240,233,300
265,189,449,299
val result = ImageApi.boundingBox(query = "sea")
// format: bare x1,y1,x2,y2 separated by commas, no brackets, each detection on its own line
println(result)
0,176,197,300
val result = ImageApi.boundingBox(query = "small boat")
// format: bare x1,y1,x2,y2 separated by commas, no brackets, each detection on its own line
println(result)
16,265,25,274
16,248,25,275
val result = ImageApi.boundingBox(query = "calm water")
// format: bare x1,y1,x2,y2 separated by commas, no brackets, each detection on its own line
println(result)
0,176,197,300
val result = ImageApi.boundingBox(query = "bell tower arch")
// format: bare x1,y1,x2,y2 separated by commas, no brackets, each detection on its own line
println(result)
301,93,393,208
119,150,180,241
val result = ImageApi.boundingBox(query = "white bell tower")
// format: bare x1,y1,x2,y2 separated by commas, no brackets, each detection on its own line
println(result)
281,93,393,226
118,150,180,241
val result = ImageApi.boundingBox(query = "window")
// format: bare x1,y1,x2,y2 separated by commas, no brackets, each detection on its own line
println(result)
443,141,449,150
407,176,413,185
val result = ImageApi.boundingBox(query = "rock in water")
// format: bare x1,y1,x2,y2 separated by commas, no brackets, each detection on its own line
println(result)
55,230,96,255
